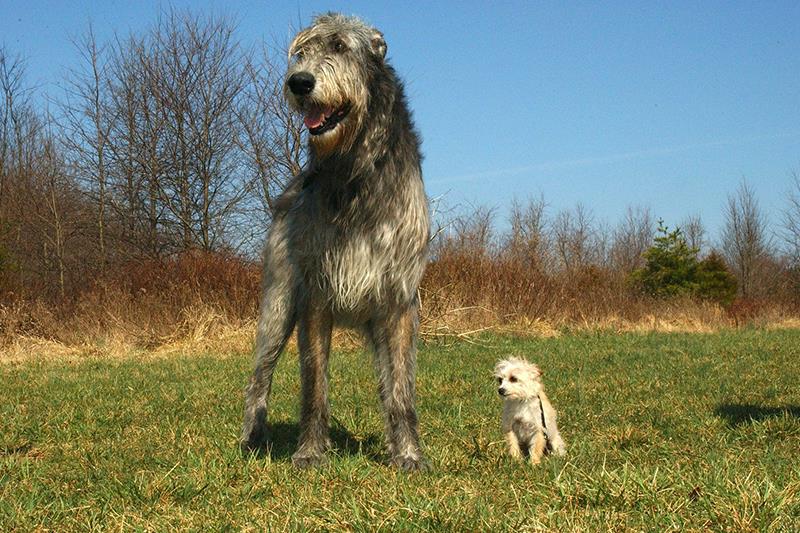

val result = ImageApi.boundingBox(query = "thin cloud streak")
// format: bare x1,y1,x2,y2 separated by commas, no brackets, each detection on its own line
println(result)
430,131,800,185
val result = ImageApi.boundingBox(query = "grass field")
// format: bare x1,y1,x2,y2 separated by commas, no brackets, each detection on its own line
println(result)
2,329,799,531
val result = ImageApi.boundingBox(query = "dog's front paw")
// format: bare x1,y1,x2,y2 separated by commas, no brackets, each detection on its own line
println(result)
291,451,328,469
239,425,269,456
391,454,430,472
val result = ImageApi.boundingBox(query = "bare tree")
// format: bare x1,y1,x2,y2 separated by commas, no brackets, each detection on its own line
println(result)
0,47,47,292
505,195,550,270
0,9,319,304
0,80,89,300
609,205,653,274
34,125,82,298
60,26,113,264
552,203,601,272
1,47,39,195
136,11,250,251
680,213,705,255
721,179,771,298
104,35,152,255
77,10,262,257
238,47,305,223
0,47,17,206
780,172,800,266
435,205,495,257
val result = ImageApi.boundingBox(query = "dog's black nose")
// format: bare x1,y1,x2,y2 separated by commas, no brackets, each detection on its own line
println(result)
498,387,506,396
288,72,315,96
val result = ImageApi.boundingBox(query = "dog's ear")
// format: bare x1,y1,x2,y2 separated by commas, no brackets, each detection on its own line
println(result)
288,28,310,61
371,31,387,59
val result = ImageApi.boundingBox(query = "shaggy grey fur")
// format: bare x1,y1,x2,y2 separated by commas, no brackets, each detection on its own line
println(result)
240,13,430,471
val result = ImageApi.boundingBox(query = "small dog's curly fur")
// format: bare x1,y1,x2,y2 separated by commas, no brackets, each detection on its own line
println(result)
494,357,566,463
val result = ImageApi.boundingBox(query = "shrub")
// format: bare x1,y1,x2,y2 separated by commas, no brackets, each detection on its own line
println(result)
631,221,698,298
631,221,737,305
695,251,737,306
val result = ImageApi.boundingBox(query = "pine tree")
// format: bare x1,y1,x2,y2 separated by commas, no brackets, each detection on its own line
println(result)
631,220,737,304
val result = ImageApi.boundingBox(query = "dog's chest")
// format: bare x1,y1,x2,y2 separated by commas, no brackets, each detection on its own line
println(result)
290,183,428,310
503,400,543,434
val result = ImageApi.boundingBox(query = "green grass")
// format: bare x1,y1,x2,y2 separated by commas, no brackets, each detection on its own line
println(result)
2,329,799,531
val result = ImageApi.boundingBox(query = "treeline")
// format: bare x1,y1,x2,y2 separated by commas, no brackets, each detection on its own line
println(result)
424,183,800,328
1,10,800,348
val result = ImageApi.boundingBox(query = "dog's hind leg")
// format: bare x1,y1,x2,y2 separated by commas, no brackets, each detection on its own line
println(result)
369,300,427,471
240,218,298,455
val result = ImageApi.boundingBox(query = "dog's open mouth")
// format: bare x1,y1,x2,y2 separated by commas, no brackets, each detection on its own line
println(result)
303,103,350,135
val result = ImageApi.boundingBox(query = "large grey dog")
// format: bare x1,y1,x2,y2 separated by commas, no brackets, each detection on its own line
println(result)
240,13,430,471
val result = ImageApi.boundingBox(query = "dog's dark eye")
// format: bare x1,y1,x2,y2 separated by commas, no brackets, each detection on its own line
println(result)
496,377,502,384
332,39,346,53
509,376,518,383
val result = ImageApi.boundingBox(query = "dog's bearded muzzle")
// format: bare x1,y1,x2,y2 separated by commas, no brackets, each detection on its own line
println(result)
286,71,351,136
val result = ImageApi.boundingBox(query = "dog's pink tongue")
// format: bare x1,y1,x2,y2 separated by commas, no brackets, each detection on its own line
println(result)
303,108,329,129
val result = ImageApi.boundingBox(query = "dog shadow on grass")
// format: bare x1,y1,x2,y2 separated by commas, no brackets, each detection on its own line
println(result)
255,421,383,462
714,403,800,427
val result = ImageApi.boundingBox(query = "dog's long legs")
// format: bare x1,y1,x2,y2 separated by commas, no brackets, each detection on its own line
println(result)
240,219,297,454
292,297,333,467
369,300,426,471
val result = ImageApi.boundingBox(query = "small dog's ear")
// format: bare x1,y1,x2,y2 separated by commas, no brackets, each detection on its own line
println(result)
493,360,505,376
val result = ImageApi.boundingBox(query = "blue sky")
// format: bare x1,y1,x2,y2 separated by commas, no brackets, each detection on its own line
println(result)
3,1,799,241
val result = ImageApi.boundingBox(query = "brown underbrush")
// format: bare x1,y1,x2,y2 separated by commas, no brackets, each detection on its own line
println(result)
2,250,798,360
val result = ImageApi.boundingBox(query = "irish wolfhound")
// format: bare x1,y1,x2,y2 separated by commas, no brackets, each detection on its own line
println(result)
240,13,430,471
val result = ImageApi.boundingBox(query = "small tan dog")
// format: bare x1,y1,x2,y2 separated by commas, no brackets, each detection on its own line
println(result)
494,357,566,463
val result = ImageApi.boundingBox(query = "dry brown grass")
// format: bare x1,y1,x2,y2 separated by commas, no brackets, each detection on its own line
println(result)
2,248,799,361
0,251,258,361
418,248,798,338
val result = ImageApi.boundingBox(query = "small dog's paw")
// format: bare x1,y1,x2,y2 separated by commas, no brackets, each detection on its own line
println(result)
291,451,328,469
506,447,523,461
391,454,430,472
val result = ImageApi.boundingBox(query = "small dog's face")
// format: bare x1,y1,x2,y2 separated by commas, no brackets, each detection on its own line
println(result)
494,358,542,400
